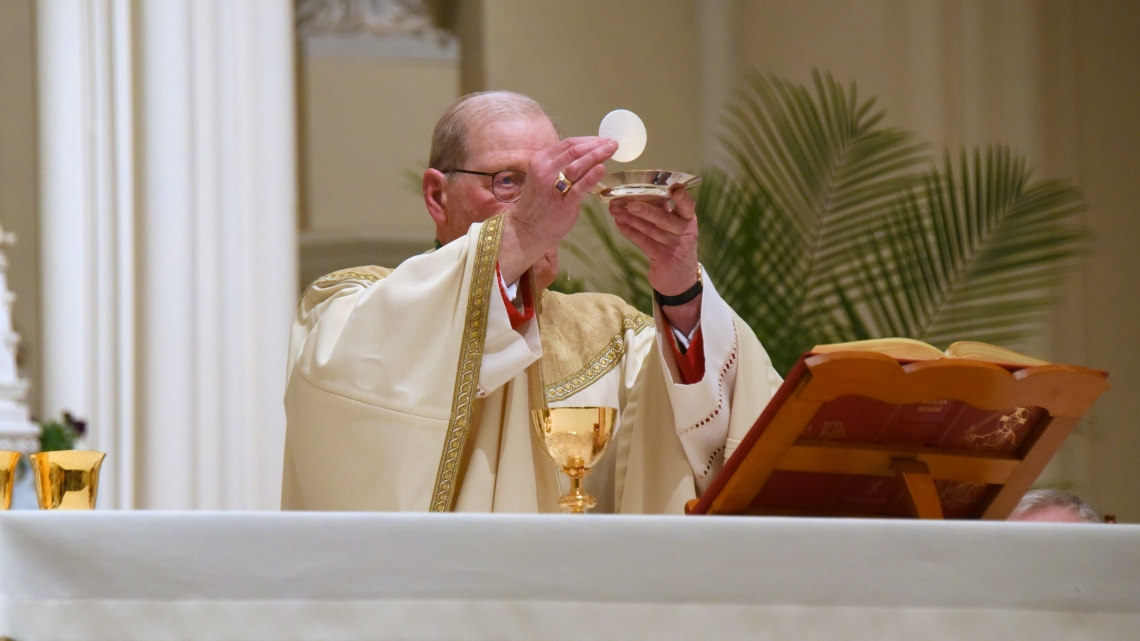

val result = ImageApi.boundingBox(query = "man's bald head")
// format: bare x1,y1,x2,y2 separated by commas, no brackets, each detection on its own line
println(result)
428,91,556,172
421,91,560,249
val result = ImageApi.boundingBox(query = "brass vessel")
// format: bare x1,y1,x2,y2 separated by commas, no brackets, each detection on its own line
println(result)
0,450,20,510
530,406,616,514
30,450,106,510
592,170,702,202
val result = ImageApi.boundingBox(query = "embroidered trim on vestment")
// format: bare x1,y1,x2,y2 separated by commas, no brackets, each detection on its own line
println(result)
544,313,654,402
312,270,381,287
429,216,503,512
699,446,725,479
678,327,739,441
624,312,654,336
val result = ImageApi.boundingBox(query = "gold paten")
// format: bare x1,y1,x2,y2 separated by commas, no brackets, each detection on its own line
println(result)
30,450,106,510
530,406,617,514
592,170,702,202
0,451,20,510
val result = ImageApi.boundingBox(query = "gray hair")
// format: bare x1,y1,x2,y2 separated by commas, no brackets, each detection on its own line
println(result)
428,91,556,172
1009,489,1102,523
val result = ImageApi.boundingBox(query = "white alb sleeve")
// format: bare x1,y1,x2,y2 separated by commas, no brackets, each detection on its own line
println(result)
655,267,738,493
476,279,541,397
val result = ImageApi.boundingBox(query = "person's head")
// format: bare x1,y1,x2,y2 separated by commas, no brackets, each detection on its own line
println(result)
1008,489,1102,523
422,91,559,246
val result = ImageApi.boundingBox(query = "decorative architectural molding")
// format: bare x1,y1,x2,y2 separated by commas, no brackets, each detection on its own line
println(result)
297,0,457,61
302,31,458,62
296,0,435,37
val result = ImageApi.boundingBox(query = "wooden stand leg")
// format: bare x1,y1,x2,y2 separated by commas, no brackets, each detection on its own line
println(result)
891,459,944,519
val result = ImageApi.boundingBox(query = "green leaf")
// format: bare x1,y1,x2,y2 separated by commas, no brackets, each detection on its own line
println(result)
841,146,1088,349
39,420,78,452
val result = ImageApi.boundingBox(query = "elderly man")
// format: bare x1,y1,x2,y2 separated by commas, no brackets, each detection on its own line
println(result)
1008,489,1103,523
282,91,781,513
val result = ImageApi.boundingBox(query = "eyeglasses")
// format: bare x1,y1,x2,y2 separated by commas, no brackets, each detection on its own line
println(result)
448,169,526,203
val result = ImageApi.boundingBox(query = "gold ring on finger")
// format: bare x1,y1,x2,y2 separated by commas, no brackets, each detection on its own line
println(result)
554,171,573,194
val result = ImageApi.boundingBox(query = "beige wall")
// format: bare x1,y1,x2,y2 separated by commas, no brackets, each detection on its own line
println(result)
1066,1,1140,522
481,0,703,175
0,0,41,416
298,38,459,286
302,55,456,239
737,0,911,128
737,0,1050,161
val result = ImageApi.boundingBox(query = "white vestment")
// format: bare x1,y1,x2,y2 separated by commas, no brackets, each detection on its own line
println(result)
282,217,782,513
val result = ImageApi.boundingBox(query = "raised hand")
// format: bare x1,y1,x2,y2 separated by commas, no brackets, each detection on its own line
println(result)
609,187,702,333
499,137,617,285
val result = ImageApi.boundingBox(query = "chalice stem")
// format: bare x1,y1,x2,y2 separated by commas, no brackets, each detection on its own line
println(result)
559,472,596,514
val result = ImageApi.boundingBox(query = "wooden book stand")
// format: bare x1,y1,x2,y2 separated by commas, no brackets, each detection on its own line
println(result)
688,352,1110,519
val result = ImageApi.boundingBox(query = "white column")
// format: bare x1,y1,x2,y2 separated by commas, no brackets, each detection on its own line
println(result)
37,0,297,510
37,0,136,509
696,0,735,168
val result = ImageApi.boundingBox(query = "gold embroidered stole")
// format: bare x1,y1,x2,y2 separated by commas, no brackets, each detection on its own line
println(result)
537,291,653,402
429,217,503,511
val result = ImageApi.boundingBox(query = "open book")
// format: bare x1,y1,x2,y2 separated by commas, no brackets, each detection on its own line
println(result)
688,340,1110,519
810,338,1049,367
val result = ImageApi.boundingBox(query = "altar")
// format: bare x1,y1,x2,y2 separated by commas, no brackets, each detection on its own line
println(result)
1,512,1137,640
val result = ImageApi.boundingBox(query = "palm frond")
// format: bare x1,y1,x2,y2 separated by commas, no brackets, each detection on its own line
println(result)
722,70,929,297
692,168,824,372
837,147,1088,348
572,203,653,313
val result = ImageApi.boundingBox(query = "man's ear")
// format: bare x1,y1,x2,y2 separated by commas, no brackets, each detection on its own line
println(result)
423,169,449,227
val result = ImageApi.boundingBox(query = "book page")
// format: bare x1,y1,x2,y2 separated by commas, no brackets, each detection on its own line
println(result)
946,341,1049,366
811,337,946,361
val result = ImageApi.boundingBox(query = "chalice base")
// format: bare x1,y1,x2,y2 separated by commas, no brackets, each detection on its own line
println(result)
558,475,597,514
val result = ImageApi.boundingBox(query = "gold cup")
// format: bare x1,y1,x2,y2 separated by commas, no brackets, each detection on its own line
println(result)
0,451,21,510
530,407,617,514
30,450,106,510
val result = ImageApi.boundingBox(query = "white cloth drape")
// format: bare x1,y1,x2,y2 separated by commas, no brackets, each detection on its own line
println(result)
2,512,1137,640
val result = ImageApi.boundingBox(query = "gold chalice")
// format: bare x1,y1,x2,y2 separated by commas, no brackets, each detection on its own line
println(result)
0,451,21,510
30,450,106,510
530,406,617,514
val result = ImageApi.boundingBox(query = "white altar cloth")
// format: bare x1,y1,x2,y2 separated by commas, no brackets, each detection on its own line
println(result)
1,512,1137,640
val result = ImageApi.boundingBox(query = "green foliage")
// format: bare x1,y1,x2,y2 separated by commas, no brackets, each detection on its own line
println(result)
547,271,589,295
38,411,86,452
573,204,653,312
837,147,1088,347
39,420,79,452
577,70,1089,375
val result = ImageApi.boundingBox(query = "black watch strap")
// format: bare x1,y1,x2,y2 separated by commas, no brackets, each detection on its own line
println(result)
654,279,703,307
